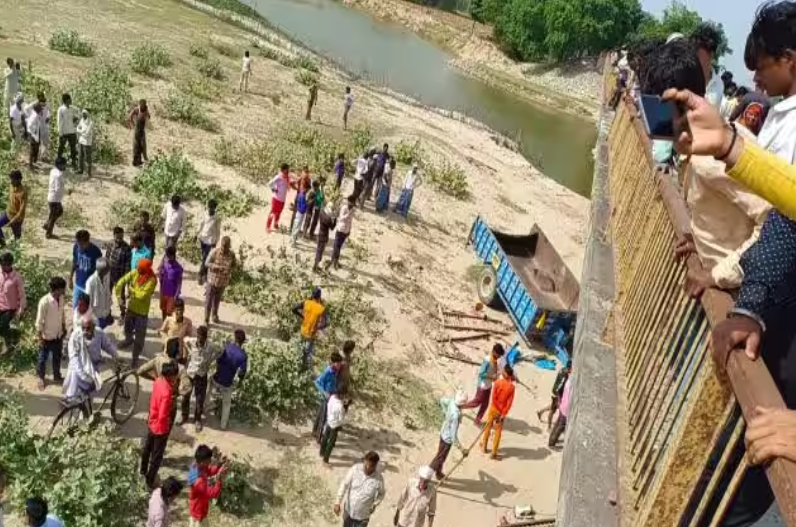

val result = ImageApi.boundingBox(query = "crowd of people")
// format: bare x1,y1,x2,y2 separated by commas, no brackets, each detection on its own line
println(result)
609,2,796,525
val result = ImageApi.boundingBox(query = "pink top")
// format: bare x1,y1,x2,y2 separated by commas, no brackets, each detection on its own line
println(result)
558,378,572,418
268,173,290,203
0,270,26,312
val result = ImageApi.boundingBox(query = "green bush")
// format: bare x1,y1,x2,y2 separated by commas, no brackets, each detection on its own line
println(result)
129,43,172,76
71,61,132,124
48,29,94,57
295,69,318,87
425,159,470,200
203,183,261,218
291,54,319,73
394,140,423,165
0,392,148,527
180,75,220,101
197,58,226,81
161,91,218,132
213,137,241,166
210,39,237,58
106,197,164,233
93,122,124,165
216,457,263,517
189,42,209,59
133,150,200,201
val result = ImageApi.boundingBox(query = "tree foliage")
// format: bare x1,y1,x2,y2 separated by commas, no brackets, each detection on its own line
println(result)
479,0,729,63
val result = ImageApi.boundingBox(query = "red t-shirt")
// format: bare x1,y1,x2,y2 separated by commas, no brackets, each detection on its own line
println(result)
148,377,173,435
189,464,223,520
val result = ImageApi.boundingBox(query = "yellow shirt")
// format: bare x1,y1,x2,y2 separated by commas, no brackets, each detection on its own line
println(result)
300,299,326,339
7,185,27,223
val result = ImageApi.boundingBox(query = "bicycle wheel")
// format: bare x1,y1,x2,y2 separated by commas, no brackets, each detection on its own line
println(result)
48,402,89,440
110,371,140,425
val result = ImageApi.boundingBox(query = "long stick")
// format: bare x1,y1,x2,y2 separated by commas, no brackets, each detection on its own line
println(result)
443,323,509,335
437,419,491,489
437,332,492,343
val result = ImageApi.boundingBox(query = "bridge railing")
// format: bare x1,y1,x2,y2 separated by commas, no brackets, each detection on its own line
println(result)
558,59,796,527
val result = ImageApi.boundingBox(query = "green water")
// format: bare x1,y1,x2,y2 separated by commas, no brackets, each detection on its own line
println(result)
243,0,596,196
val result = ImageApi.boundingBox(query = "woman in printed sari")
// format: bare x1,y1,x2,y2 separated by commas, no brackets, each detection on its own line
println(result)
375,158,395,213
395,164,422,217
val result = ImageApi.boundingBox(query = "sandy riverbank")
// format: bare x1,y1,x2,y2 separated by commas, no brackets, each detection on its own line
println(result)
344,0,602,119
0,0,587,525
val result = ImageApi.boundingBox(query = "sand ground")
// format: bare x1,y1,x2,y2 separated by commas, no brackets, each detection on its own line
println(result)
0,0,588,525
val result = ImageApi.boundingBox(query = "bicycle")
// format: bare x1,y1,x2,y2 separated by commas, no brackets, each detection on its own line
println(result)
47,363,140,439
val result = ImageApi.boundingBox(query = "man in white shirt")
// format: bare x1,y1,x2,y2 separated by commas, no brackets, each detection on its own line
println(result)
34,276,67,390
334,451,385,527
239,50,252,93
26,102,42,169
328,196,355,270
56,93,79,170
162,195,186,248
85,258,113,329
3,58,19,111
24,93,50,160
43,157,66,238
266,164,292,233
395,164,422,217
320,390,348,464
343,86,354,130
352,151,369,202
9,93,26,148
198,199,220,285
76,109,93,176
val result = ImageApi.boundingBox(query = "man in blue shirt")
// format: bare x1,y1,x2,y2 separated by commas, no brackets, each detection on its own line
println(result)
70,229,102,306
429,390,469,480
313,351,343,441
211,329,248,430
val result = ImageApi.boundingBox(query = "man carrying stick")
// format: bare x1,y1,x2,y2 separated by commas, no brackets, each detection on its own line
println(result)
428,390,469,480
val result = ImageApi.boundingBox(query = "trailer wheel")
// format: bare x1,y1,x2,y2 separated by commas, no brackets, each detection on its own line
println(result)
478,266,504,310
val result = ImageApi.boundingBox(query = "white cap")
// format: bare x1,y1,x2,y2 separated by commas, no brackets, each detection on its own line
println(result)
418,465,434,480
666,32,685,44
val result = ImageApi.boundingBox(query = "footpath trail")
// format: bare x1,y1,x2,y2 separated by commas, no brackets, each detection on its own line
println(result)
0,0,589,525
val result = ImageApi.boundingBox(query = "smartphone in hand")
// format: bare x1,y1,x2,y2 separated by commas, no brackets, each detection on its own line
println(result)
639,94,678,140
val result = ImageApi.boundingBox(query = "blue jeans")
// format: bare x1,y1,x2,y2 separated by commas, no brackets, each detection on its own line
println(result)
0,212,22,243
37,338,63,380
97,314,113,329
302,337,316,369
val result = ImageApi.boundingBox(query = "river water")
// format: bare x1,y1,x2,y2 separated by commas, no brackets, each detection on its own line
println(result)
242,0,596,197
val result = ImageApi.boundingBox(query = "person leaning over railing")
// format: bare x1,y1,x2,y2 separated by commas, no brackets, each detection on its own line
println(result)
665,85,796,525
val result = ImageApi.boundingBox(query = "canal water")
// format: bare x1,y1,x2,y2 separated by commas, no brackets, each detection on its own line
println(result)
242,0,597,197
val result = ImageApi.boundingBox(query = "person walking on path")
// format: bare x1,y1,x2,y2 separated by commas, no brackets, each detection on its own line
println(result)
106,227,132,321
210,329,248,430
162,195,186,249
9,94,27,149
158,246,184,319
204,236,236,325
34,277,66,390
308,178,326,237
3,58,19,111
239,50,252,93
290,187,309,247
537,360,571,431
481,364,516,460
328,196,354,270
43,157,66,238
76,109,93,176
320,389,348,465
359,148,378,207
24,93,50,162
343,86,354,130
395,164,422,217
266,164,292,233
352,151,369,202
334,451,385,527
56,93,79,171
70,230,103,307
306,80,318,121
130,99,150,167
85,257,113,329
26,102,42,169
0,253,26,355
313,352,344,441
303,180,319,238
293,287,328,368
197,199,220,286
146,477,183,527
372,143,390,199
375,158,395,213
140,360,179,489
462,343,505,426
429,391,469,480
189,445,228,526
0,170,27,247
394,466,438,527
548,376,572,447
62,316,118,400
180,326,219,432
334,153,346,190
115,258,158,367
313,204,336,273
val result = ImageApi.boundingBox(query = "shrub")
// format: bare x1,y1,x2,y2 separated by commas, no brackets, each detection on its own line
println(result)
203,183,261,218
132,150,200,201
349,127,374,156
292,54,319,73
425,159,470,200
93,122,124,165
48,29,94,57
394,140,423,165
0,392,148,527
189,42,209,59
106,198,164,233
161,91,218,132
210,39,237,58
129,43,172,76
295,69,318,87
71,61,132,124
197,58,226,81
213,137,241,166
216,457,264,517
180,75,220,101
177,232,203,265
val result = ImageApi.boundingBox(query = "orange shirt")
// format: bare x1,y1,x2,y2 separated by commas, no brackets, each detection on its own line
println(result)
300,299,326,338
491,376,515,417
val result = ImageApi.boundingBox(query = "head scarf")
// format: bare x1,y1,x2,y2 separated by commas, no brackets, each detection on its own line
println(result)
417,465,435,481
136,258,155,286
731,92,771,136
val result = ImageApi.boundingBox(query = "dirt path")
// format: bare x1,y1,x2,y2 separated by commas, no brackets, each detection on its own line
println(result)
0,0,587,525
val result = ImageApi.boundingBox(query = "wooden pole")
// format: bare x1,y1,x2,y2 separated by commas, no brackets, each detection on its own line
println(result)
437,419,490,488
